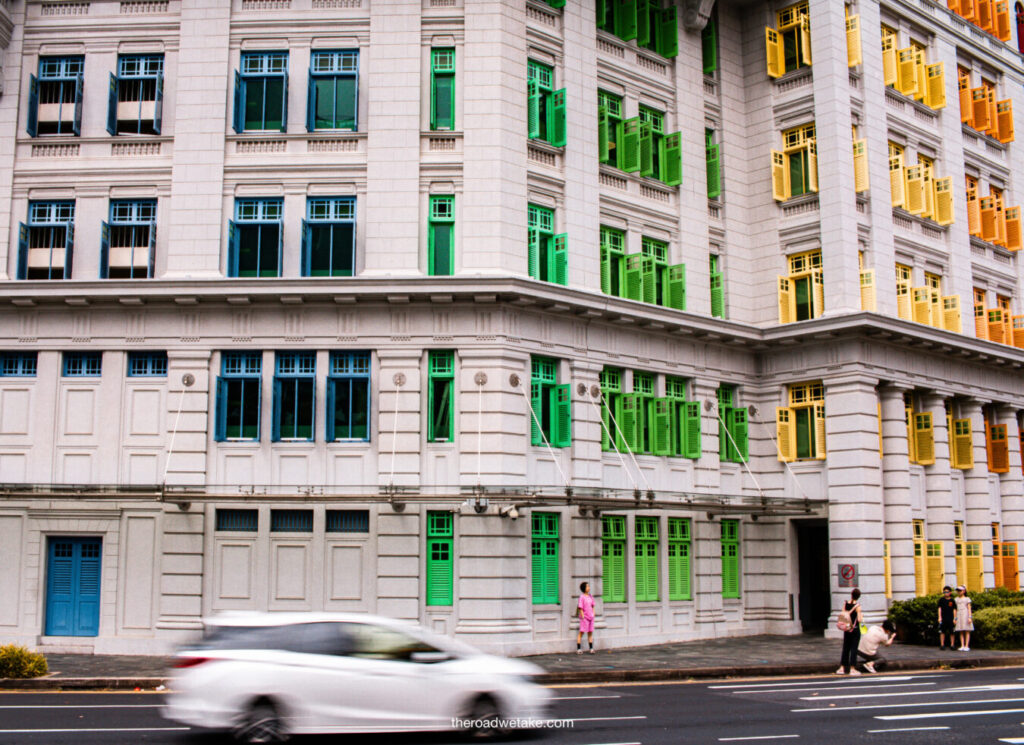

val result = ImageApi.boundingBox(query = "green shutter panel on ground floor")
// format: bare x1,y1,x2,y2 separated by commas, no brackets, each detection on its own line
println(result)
426,538,453,605
682,400,701,459
664,132,682,186
666,263,686,310
722,543,739,598
551,384,572,448
668,542,690,600
544,540,560,603
602,541,625,603
532,541,544,603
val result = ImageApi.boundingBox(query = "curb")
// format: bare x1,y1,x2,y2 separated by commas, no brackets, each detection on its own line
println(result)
0,677,166,691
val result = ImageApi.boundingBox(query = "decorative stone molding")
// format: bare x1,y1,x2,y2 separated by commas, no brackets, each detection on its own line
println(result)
681,0,715,31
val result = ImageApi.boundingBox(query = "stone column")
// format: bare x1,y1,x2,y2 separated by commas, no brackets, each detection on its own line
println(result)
996,406,1024,587
825,376,886,624
960,399,992,584
921,392,955,585
880,384,914,599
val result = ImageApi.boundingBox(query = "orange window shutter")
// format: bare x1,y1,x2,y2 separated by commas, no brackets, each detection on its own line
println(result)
1012,315,1024,348
967,190,981,236
959,72,974,125
972,88,991,131
995,198,1007,246
1006,207,1023,251
995,1,1012,41
961,0,977,21
997,100,1014,143
989,423,1010,472
988,308,1007,343
980,196,998,241
974,302,988,339
987,88,999,137
977,0,994,31
1002,543,1019,591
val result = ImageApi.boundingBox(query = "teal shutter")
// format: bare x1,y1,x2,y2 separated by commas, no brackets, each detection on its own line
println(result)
99,221,110,279
666,263,686,310
682,401,702,459
550,88,567,147
598,106,610,163
657,7,679,58
664,132,682,186
621,118,641,172
702,16,718,73
27,75,38,137
711,271,725,317
232,70,244,133
106,72,118,135
551,384,572,447
528,228,540,279
706,142,721,198
306,71,316,132
64,223,75,277
153,73,164,134
729,407,749,462
279,72,288,133
551,233,568,286
639,122,654,177
214,377,228,441
16,223,28,279
530,382,543,445
652,398,672,455
527,79,542,139
72,74,83,136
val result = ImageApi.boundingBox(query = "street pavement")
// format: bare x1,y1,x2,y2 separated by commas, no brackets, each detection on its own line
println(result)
3,665,1024,744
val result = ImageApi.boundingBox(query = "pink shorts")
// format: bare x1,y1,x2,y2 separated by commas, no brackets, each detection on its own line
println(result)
579,616,594,633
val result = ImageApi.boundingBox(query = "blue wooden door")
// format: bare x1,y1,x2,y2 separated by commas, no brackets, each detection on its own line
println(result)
45,537,101,637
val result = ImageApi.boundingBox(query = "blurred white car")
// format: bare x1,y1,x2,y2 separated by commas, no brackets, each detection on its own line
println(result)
162,612,551,742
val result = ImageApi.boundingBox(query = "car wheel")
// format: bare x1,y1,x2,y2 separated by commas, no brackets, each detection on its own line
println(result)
464,695,506,740
233,700,288,744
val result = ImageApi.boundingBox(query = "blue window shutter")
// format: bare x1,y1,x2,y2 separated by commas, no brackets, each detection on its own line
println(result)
280,73,288,133
227,220,238,276
106,72,118,136
352,66,360,130
99,221,110,279
16,223,28,279
301,219,311,276
73,73,84,136
325,378,336,441
147,223,157,278
153,73,164,135
306,74,315,132
214,376,228,441
64,223,75,278
362,379,371,442
271,377,282,442
232,70,243,133
275,223,283,276
27,74,38,137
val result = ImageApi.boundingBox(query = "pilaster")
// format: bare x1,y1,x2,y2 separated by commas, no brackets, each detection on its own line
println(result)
920,392,955,585
880,384,914,599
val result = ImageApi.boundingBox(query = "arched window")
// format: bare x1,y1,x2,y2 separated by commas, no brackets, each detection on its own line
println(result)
1016,2,1024,54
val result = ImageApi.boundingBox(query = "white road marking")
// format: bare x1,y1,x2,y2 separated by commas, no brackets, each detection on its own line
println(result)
568,716,648,723
999,739,1024,744
575,742,642,745
876,708,1024,720
550,695,623,700
0,704,163,709
718,736,799,742
0,728,190,734
800,685,1024,700
709,676,938,689
794,697,1024,713
867,727,950,733
737,683,937,695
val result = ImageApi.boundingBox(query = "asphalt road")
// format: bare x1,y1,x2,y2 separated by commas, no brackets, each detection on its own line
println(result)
3,666,1024,744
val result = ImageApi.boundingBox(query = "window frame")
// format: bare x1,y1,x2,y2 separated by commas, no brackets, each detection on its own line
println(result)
215,351,263,442
109,54,164,136
0,352,38,377
530,356,570,448
667,517,692,601
302,196,355,277
30,55,84,137
307,50,358,132
19,200,75,281
62,351,102,378
430,48,455,132
272,352,316,442
427,350,454,443
531,512,560,605
426,511,454,606
102,199,156,279
428,195,455,277
234,51,289,133
127,351,168,377
229,198,283,278
327,351,371,442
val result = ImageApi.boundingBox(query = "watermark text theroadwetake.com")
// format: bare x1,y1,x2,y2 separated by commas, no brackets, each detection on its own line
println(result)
452,717,574,730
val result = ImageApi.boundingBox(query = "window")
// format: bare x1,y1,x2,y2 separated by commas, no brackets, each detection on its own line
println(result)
307,50,358,131
710,253,725,318
229,199,283,278
17,201,75,280
601,515,626,603
326,509,369,532
28,56,84,137
527,204,567,285
881,28,945,110
949,410,974,471
621,107,682,186
777,249,823,323
987,408,1010,473
777,381,825,461
596,0,678,58
668,518,691,601
428,196,454,276
1017,2,1024,54
599,226,625,298
234,51,288,133
327,351,371,441
765,2,810,78
108,54,164,135
215,352,262,442
427,351,454,443
303,197,355,277
959,74,1013,142
702,6,718,74
271,509,313,532
667,376,701,459
430,48,455,131
771,123,817,201
62,352,102,377
891,150,953,225
127,351,167,377
598,90,623,169
846,10,862,67
102,199,156,279
625,371,655,454
426,512,453,606
607,232,685,309
0,352,37,377
904,395,934,466
721,519,740,598
706,129,721,199
599,367,623,453
531,512,559,604
216,509,258,532
530,356,571,447
717,385,749,463
527,61,566,147
273,352,315,442
635,516,659,602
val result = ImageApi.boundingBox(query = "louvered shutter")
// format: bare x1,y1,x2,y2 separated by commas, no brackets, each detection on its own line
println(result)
702,15,718,74
527,80,541,139
530,382,543,445
926,63,946,110
860,270,876,312
934,177,954,226
682,400,701,459
73,73,83,136
853,139,868,193
107,72,118,136
598,106,610,163
706,141,721,198
778,276,793,324
27,74,38,137
765,27,783,79
665,263,686,310
776,407,795,462
550,88,566,147
846,14,861,67
942,296,962,334
889,154,905,208
638,122,654,177
996,99,1014,143
664,131,682,186
813,404,827,460
621,118,641,172
652,398,672,455
914,412,935,465
657,7,679,58
527,228,540,279
551,384,572,448
771,150,789,201
550,233,568,286
988,423,1010,472
616,0,638,40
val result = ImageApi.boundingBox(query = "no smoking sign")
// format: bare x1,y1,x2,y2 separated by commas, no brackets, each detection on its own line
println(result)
838,563,858,588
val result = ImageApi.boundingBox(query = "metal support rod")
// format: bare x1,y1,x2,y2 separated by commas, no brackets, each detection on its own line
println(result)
515,382,571,489
714,406,766,498
162,387,187,487
584,388,639,491
388,375,405,489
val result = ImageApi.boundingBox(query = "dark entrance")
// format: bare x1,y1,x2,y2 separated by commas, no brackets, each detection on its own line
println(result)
795,520,830,632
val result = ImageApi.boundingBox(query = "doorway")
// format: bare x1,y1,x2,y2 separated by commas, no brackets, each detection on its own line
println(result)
795,521,829,632
45,537,102,637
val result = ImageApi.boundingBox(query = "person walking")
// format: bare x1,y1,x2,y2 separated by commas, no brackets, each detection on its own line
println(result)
937,586,956,650
954,585,973,651
857,619,897,673
837,588,862,675
576,581,595,654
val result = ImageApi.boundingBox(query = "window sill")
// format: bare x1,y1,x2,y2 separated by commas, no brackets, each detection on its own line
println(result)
884,87,940,121
891,207,949,234
772,67,812,92
961,124,1009,151
527,136,564,153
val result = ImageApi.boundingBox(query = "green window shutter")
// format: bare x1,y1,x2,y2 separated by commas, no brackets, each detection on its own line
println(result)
598,106,610,163
682,400,702,458
532,540,544,603
729,407,749,462
652,398,673,455
621,393,640,452
634,541,648,601
530,382,543,445
710,271,725,317
646,542,658,600
706,142,721,198
550,88,567,147
544,539,559,603
602,516,626,603
527,79,542,139
702,16,718,73
657,7,679,58
719,404,733,460
663,132,682,186
625,254,644,301
641,256,657,305
600,246,611,295
426,538,453,605
639,122,654,177
550,233,568,286
551,383,572,447
636,0,651,46
721,520,740,598
666,263,686,310
621,118,641,172
616,0,639,41
528,228,540,279
547,0,565,7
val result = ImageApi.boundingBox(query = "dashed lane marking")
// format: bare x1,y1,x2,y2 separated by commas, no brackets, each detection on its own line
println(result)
876,708,1024,720
0,728,190,734
717,735,799,742
0,704,162,709
550,695,623,701
867,727,950,733
709,676,944,689
794,697,1024,713
735,683,937,695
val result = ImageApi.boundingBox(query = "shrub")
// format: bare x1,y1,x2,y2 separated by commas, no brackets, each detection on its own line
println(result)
0,645,48,679
888,588,1024,646
973,606,1024,650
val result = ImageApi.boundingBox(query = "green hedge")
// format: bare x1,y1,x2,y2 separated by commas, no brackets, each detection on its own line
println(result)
973,606,1024,649
888,588,1024,646
0,645,48,679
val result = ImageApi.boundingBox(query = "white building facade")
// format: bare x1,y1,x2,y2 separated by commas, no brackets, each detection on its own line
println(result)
0,0,1022,655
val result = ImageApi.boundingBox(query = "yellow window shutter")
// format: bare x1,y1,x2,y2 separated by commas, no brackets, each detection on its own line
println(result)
765,27,783,79
778,275,793,324
846,15,861,67
813,403,827,460
853,139,869,193
905,406,917,463
965,543,984,592
929,288,941,328
881,36,898,87
975,302,988,339
942,295,962,334
953,418,974,470
914,542,926,596
883,540,892,598
807,140,818,193
776,407,795,461
913,287,931,325
926,543,944,594
934,177,954,226
926,63,946,110
914,49,927,103
860,269,876,312
811,269,824,318
959,76,973,126
799,13,812,66
889,154,906,208
921,168,935,221
967,189,981,236
988,308,1006,343
1013,315,1024,348
771,150,789,201
986,88,999,137
914,411,935,465
897,283,912,321
995,198,1007,246
1005,207,1022,251
996,99,1014,143
980,196,998,242
972,88,991,131
897,48,918,96
904,165,924,215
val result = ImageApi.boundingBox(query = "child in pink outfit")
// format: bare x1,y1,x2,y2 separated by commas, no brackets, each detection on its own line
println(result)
576,581,595,654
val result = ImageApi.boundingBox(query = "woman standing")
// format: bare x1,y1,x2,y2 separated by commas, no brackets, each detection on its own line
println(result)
576,581,595,654
954,585,973,651
837,588,862,675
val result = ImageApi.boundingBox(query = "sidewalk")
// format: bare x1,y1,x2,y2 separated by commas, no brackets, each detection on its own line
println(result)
3,634,1023,689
